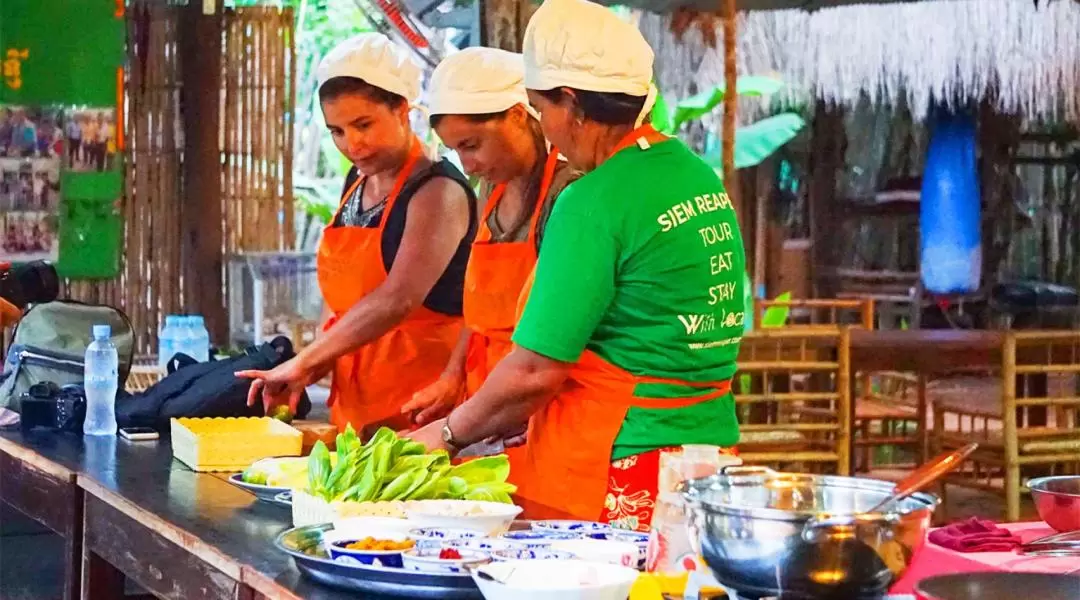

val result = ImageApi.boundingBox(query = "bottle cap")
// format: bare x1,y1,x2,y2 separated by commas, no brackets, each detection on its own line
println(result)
92,324,111,339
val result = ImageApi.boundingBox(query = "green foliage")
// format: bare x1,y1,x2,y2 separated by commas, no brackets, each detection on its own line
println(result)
652,76,806,176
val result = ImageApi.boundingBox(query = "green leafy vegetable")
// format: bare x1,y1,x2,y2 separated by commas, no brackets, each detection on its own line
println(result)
307,441,332,499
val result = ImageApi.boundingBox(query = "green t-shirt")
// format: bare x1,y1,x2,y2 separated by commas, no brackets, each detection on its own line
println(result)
512,138,746,460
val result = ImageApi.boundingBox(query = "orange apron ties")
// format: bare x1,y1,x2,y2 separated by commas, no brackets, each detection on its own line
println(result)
461,150,562,396
317,139,464,438
508,125,732,521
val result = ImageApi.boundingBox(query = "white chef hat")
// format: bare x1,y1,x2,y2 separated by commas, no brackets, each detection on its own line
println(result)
316,33,422,104
429,48,538,119
522,0,657,125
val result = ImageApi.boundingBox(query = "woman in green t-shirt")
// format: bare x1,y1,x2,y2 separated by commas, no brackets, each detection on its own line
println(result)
407,0,746,531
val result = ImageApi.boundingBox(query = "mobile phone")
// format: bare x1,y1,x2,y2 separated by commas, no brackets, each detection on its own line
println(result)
119,427,159,441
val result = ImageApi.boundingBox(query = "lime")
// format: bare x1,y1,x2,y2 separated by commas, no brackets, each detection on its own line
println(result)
270,405,294,424
242,468,268,485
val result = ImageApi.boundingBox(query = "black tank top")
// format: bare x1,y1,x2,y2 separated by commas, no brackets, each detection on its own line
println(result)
333,159,477,316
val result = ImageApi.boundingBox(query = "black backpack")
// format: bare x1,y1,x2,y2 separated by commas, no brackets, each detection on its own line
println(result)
116,336,311,430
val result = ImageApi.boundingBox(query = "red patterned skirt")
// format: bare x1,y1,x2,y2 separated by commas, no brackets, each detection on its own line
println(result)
599,446,739,532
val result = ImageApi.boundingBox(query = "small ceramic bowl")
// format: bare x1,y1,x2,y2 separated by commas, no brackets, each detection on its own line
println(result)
402,547,490,574
408,527,485,550
326,534,414,569
446,537,517,552
491,548,577,562
499,529,581,548
531,520,611,536
588,530,649,569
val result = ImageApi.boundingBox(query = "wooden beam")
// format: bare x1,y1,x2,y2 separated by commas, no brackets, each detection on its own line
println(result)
721,0,740,217
480,0,535,51
179,0,226,342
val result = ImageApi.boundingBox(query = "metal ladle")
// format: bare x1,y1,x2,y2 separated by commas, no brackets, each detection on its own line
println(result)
868,442,979,514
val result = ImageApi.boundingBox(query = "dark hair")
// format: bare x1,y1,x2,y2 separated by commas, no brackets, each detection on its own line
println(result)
536,88,648,125
430,109,550,210
318,76,407,109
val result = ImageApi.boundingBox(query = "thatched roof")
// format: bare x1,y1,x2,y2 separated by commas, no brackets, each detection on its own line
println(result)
598,0,934,12
640,0,1080,123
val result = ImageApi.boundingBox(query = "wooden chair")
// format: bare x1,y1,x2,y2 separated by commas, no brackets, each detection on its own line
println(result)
125,356,165,393
933,331,1080,521
753,297,874,330
735,327,852,475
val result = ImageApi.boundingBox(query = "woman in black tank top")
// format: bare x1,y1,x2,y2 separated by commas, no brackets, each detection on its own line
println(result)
237,34,476,430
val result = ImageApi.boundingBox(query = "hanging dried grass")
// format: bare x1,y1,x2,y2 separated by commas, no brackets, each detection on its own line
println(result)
643,0,1080,124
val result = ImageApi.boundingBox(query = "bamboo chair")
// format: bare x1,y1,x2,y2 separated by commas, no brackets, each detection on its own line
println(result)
126,356,165,393
933,331,1080,521
735,327,852,476
753,297,922,472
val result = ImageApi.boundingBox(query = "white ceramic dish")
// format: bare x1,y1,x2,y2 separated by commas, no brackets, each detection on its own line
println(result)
331,516,413,538
408,527,485,550
588,530,649,569
549,539,638,569
446,537,517,552
532,520,611,535
491,548,577,562
405,500,523,536
402,547,490,574
499,529,580,548
471,559,639,600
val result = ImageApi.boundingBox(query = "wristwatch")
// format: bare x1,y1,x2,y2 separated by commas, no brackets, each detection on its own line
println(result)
441,415,463,451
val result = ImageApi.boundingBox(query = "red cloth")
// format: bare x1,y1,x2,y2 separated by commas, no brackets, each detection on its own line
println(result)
927,517,1023,552
600,446,739,533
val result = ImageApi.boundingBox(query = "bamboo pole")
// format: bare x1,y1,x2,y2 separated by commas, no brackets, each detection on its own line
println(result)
721,0,739,217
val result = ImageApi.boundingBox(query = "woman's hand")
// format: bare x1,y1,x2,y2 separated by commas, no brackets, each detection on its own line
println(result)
236,356,321,415
400,375,465,426
402,419,453,454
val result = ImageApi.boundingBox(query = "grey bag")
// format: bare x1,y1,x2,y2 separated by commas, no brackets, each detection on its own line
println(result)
0,301,135,412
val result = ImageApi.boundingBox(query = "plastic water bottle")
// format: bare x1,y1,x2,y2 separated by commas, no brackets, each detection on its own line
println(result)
84,325,119,436
158,315,179,369
173,316,195,360
191,315,210,362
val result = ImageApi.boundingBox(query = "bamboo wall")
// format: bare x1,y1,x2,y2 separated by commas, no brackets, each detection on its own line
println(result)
64,3,296,354
222,7,296,253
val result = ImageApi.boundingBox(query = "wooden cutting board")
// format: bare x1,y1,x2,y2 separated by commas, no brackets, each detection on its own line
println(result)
291,420,337,453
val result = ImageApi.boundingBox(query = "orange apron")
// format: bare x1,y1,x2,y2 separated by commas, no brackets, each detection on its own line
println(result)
462,150,561,396
509,125,733,521
317,139,464,437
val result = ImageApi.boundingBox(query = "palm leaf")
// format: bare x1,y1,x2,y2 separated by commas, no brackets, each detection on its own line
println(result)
651,89,674,135
706,113,806,174
669,76,785,132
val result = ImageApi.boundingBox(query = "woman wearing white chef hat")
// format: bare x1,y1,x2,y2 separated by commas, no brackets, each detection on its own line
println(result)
407,0,746,530
239,33,477,438
401,47,578,434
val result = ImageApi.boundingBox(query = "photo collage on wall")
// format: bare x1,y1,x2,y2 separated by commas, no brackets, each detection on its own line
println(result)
0,104,117,262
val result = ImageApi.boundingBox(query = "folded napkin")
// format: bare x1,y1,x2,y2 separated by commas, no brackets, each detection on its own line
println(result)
928,517,1022,553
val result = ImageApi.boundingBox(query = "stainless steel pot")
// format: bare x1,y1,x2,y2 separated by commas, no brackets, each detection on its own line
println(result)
681,466,938,600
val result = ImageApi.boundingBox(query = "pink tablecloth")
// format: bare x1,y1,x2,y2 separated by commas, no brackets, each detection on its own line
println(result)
891,521,1077,594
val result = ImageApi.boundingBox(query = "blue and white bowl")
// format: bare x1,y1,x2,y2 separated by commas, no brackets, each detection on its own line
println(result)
589,530,649,569
326,535,411,569
446,537,516,552
499,529,580,548
491,548,577,562
402,547,490,574
532,520,611,536
408,527,484,550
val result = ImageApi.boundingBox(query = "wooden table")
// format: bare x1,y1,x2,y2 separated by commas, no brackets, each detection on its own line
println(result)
848,329,1005,373
0,428,388,600
0,432,84,600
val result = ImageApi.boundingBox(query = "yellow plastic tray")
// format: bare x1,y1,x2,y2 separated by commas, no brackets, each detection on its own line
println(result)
170,417,303,472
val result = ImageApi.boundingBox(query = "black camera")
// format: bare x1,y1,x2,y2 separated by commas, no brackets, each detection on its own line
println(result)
19,382,86,432
0,260,60,310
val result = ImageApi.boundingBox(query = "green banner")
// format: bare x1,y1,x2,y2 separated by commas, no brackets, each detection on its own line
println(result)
1,0,125,105
1,0,125,277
